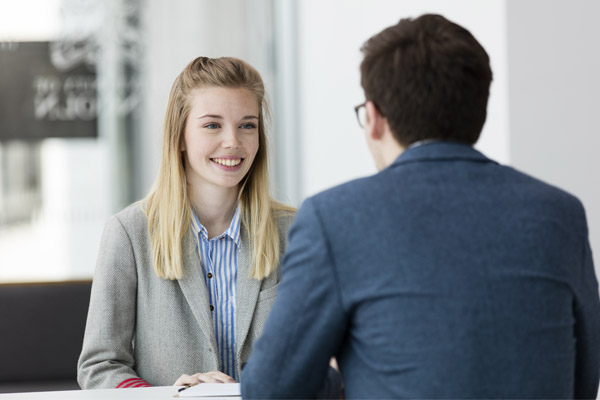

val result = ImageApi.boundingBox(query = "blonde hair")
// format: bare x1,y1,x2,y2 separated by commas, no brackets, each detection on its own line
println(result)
144,56,293,280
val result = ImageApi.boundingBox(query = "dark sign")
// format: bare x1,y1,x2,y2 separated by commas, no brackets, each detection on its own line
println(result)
0,41,97,141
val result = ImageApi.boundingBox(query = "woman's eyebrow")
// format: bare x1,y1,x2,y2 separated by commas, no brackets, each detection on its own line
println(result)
198,114,223,119
197,115,258,120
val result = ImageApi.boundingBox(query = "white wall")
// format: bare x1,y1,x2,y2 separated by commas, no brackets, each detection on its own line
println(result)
296,0,509,198
0,0,60,40
507,0,600,273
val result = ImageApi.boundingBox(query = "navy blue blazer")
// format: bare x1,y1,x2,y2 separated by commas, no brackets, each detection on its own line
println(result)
242,142,600,399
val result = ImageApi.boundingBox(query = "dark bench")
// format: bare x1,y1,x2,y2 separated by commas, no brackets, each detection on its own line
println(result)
0,280,92,393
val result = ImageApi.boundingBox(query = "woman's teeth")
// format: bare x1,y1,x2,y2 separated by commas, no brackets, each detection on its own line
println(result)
213,158,242,167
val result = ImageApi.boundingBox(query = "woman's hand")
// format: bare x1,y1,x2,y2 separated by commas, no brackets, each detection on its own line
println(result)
329,357,339,372
174,371,236,386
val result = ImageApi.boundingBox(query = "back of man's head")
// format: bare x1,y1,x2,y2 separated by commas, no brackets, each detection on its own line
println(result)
360,14,493,147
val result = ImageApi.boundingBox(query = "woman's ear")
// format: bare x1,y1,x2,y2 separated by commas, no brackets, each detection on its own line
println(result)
365,101,385,141
180,136,186,152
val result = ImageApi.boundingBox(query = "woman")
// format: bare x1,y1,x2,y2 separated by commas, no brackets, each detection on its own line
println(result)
77,57,295,388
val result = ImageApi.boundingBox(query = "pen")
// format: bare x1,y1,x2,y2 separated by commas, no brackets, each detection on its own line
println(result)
178,385,191,392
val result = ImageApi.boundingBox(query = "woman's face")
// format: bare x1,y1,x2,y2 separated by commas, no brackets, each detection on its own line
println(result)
181,86,260,193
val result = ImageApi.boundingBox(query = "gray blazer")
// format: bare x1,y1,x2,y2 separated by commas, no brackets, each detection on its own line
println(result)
77,202,295,389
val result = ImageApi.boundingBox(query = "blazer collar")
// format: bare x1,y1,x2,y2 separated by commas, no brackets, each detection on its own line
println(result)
177,227,219,353
390,141,496,168
234,224,262,360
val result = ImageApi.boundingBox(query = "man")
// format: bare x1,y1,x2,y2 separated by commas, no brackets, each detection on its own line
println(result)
242,14,600,399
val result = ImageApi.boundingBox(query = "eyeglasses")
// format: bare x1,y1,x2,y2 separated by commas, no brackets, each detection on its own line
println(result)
354,101,384,128
354,102,367,128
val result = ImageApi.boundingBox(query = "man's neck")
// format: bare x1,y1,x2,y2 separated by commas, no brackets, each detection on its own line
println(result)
377,130,405,170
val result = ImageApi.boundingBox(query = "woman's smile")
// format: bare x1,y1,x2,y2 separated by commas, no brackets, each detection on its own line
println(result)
211,157,244,170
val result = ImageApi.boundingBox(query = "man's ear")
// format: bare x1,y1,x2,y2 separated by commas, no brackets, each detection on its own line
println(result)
365,101,385,140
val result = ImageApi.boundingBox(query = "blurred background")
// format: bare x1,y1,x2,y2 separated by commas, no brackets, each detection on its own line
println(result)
1,0,599,283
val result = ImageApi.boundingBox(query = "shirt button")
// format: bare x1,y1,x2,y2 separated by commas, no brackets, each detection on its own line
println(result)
210,305,214,311
219,236,225,240
207,272,213,279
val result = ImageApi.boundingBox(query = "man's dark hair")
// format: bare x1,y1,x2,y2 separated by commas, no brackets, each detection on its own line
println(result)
360,14,493,147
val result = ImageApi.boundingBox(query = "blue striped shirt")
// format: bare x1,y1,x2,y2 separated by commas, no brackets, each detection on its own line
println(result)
190,206,241,380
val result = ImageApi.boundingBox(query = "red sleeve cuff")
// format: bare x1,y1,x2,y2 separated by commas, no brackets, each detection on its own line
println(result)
116,378,152,388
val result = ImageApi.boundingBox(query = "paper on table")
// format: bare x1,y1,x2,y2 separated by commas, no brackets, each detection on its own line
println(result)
178,383,241,397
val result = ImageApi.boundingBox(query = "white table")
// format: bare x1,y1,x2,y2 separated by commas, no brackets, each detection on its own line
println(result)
0,386,240,400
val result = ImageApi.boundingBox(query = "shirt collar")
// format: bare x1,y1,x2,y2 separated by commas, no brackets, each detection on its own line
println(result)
190,205,241,247
406,139,442,150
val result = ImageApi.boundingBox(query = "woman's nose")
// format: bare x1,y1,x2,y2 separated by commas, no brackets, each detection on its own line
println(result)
221,127,241,148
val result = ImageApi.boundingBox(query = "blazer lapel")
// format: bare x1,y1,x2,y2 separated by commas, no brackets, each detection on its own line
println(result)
235,225,261,361
177,227,219,354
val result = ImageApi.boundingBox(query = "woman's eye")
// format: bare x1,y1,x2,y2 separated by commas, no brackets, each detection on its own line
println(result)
240,123,257,130
204,123,220,129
